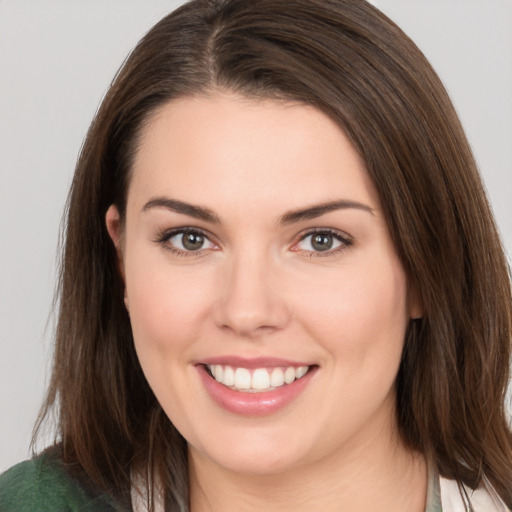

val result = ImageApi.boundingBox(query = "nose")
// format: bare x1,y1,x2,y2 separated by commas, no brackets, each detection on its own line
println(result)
212,251,291,338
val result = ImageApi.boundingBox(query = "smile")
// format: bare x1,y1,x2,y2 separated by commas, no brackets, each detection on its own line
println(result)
197,359,317,416
206,364,310,392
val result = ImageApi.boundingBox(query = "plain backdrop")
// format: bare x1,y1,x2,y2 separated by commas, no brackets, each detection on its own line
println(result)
1,0,511,472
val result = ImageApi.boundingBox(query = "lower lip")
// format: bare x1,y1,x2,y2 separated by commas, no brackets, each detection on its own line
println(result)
197,365,317,416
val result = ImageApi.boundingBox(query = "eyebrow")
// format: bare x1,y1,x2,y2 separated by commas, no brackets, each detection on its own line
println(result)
279,200,374,225
142,197,220,223
142,197,374,225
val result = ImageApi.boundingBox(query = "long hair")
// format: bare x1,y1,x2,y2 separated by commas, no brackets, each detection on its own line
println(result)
34,0,512,509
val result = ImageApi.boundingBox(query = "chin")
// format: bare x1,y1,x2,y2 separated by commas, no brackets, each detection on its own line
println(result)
189,427,312,477
212,450,304,477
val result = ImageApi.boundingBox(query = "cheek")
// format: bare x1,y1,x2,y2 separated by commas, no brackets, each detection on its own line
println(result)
124,253,214,359
123,257,217,418
295,259,409,367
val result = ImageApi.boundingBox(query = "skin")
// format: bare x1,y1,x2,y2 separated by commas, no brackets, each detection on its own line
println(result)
106,92,426,511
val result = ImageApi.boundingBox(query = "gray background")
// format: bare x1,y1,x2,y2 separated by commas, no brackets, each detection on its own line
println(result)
1,0,511,472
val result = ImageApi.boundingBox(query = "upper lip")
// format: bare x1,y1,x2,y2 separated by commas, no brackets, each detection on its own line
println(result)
197,356,314,369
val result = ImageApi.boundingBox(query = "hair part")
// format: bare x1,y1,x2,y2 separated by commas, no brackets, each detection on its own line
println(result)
34,0,512,509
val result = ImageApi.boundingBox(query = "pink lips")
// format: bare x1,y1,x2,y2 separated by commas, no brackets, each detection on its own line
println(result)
196,357,317,417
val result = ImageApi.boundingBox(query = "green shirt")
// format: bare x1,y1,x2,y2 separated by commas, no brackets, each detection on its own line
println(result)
0,451,124,511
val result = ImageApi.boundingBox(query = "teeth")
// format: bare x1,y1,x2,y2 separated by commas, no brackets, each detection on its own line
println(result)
234,368,251,390
284,367,296,384
213,365,223,382
270,367,285,387
207,364,310,392
296,366,308,378
223,365,235,386
252,368,270,390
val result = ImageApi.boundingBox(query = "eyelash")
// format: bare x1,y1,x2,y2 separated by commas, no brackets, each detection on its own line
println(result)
154,227,353,257
154,228,218,257
293,228,353,258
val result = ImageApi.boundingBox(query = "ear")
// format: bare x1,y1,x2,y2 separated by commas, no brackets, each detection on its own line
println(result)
408,286,423,320
105,204,125,283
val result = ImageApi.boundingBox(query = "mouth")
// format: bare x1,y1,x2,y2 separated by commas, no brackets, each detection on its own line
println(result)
197,358,318,416
205,364,311,393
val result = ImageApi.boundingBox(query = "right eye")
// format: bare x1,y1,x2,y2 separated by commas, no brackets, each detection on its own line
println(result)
157,228,218,255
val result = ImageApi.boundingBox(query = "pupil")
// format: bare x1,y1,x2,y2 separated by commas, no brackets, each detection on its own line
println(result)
183,233,204,251
312,234,333,251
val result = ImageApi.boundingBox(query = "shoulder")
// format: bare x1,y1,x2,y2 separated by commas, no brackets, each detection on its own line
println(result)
0,448,121,512
440,476,510,512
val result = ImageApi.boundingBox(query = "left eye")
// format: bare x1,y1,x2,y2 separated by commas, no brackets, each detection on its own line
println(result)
168,231,216,252
295,231,347,252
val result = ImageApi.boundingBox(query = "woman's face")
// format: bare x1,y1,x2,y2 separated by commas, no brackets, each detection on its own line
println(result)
107,93,418,475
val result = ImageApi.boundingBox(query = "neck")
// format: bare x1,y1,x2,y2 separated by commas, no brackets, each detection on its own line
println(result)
188,418,427,512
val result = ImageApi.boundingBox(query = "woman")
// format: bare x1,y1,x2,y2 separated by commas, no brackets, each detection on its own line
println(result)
1,0,510,510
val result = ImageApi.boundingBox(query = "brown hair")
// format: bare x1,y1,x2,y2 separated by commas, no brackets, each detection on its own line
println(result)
35,0,512,509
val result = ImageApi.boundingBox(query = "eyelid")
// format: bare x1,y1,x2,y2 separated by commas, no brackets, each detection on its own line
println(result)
154,226,219,256
291,227,354,255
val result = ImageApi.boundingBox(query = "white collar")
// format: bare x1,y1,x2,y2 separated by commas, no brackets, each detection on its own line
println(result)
439,475,509,512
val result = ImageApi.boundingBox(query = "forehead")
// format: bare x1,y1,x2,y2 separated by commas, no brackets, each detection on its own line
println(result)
128,93,380,214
